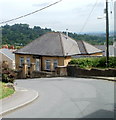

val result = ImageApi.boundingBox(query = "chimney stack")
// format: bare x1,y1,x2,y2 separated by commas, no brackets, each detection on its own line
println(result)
66,29,68,39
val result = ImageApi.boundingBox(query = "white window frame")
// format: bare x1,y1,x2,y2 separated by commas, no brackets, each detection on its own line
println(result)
45,60,51,71
19,57,24,67
53,59,58,70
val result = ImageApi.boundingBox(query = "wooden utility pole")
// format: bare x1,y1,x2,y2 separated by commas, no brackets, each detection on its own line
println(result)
106,0,109,67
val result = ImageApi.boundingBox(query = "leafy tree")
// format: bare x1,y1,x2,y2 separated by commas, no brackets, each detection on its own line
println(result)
2,24,113,46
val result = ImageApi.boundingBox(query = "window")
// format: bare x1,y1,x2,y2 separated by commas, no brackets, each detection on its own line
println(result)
19,57,24,67
27,57,30,67
45,60,51,70
53,60,58,70
36,59,40,71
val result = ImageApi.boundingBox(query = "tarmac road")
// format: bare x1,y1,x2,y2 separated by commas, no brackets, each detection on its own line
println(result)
3,77,115,118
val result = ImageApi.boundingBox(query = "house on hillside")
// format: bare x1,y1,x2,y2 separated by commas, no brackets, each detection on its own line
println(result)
14,32,103,78
0,48,15,69
94,42,116,57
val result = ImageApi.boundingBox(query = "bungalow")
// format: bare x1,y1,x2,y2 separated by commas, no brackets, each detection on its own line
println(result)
14,32,103,78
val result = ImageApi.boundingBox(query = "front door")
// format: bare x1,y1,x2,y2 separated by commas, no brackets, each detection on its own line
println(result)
36,59,40,71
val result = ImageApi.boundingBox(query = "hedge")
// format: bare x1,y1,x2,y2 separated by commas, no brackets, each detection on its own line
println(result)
69,57,116,69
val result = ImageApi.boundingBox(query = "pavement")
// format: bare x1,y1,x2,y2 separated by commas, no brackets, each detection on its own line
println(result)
0,87,39,116
92,76,116,81
78,76,116,82
0,76,115,117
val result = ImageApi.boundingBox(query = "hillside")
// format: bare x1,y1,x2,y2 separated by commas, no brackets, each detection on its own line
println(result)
1,24,113,46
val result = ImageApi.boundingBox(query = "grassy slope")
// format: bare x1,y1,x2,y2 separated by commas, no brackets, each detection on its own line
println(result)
0,82,15,99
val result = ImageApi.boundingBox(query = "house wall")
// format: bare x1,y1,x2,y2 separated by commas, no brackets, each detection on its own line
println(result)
15,54,36,78
64,56,72,66
15,54,72,78
90,52,103,56
39,56,71,71
15,54,35,70
0,53,15,69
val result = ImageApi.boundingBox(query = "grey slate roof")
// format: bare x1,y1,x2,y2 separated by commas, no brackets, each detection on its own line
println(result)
76,40,87,54
15,32,80,56
94,45,106,56
15,32,103,56
0,48,15,60
77,40,103,55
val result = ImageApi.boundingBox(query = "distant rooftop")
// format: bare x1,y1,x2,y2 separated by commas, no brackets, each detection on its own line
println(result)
0,48,15,60
94,44,116,57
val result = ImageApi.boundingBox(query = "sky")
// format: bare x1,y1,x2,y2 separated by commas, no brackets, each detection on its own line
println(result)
0,0,115,33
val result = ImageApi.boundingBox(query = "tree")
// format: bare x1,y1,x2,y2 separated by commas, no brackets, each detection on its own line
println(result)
2,24,113,46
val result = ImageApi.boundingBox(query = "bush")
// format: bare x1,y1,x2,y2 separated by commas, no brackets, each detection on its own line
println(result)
69,57,116,69
2,61,16,83
109,57,116,68
96,57,106,68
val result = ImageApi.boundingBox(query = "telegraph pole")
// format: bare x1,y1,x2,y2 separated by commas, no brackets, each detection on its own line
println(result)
106,0,109,67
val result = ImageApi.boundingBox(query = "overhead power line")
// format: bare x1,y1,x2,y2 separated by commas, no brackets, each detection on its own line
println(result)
79,0,98,34
0,0,62,24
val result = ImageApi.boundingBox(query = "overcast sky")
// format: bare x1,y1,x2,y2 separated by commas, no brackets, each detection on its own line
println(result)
0,0,115,33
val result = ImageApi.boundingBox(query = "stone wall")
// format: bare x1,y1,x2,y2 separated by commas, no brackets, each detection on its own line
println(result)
67,65,116,77
16,70,23,79
55,66,67,76
16,65,116,79
31,71,55,78
16,66,67,79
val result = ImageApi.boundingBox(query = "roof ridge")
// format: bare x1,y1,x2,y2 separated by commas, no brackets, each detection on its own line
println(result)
59,32,65,56
77,40,87,54
81,40,88,54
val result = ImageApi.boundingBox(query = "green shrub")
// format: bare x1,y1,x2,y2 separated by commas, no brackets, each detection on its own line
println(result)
69,59,78,64
2,61,16,83
70,57,116,69
109,57,116,68
96,57,106,68
2,70,16,83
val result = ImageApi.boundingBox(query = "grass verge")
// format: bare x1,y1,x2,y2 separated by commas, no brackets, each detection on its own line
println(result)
0,82,15,99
